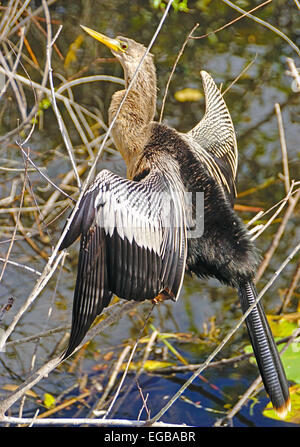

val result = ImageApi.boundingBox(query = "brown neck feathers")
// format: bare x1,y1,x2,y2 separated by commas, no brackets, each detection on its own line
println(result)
108,56,157,178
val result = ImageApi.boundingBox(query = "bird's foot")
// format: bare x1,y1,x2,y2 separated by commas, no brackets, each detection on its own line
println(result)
152,288,176,304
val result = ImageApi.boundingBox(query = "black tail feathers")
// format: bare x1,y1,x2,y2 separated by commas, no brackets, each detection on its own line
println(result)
238,280,290,418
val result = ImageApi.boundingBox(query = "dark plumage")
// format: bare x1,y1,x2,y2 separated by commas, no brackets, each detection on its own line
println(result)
59,26,290,417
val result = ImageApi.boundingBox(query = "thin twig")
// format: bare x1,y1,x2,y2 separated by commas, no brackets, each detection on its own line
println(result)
0,257,41,276
221,0,300,57
17,144,75,202
275,103,290,195
251,181,296,242
5,325,67,348
0,39,27,121
5,0,58,39
0,147,29,284
91,345,131,415
1,4,50,144
191,0,272,41
222,55,257,96
42,3,81,189
293,0,300,10
278,257,300,313
159,22,199,123
102,304,155,420
110,327,158,417
137,380,150,421
255,188,300,282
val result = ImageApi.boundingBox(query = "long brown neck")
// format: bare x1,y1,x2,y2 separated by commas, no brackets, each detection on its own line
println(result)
108,58,157,178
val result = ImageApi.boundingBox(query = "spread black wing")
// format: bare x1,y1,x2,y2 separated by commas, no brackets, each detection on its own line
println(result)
60,169,187,358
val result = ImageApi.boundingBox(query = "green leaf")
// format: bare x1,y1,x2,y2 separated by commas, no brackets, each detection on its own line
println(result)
267,314,298,338
244,313,300,382
263,385,300,423
244,337,300,384
151,0,165,8
39,98,51,110
151,0,189,11
280,339,300,384
43,392,56,409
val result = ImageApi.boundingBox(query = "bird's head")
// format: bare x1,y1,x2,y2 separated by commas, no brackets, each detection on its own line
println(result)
81,25,153,85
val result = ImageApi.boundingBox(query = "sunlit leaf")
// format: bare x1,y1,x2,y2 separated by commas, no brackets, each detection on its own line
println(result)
267,314,298,338
174,88,203,102
43,392,56,409
122,359,174,372
244,316,300,384
263,384,300,423
143,360,174,371
280,340,300,384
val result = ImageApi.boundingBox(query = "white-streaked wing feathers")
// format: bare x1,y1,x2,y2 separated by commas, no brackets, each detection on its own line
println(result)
61,169,187,358
93,171,184,256
187,70,238,198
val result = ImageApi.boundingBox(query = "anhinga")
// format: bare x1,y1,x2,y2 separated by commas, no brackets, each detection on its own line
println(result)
59,25,290,417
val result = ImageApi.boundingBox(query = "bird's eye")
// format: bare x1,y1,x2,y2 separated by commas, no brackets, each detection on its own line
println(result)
120,41,128,51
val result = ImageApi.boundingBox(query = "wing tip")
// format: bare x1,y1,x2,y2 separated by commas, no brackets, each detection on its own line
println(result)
60,332,82,361
199,70,212,88
200,69,209,78
61,347,72,361
273,395,291,419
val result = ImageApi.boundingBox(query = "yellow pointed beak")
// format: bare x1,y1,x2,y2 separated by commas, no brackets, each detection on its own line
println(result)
80,25,124,53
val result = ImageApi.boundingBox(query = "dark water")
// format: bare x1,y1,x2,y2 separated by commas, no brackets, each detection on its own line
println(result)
0,0,299,427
